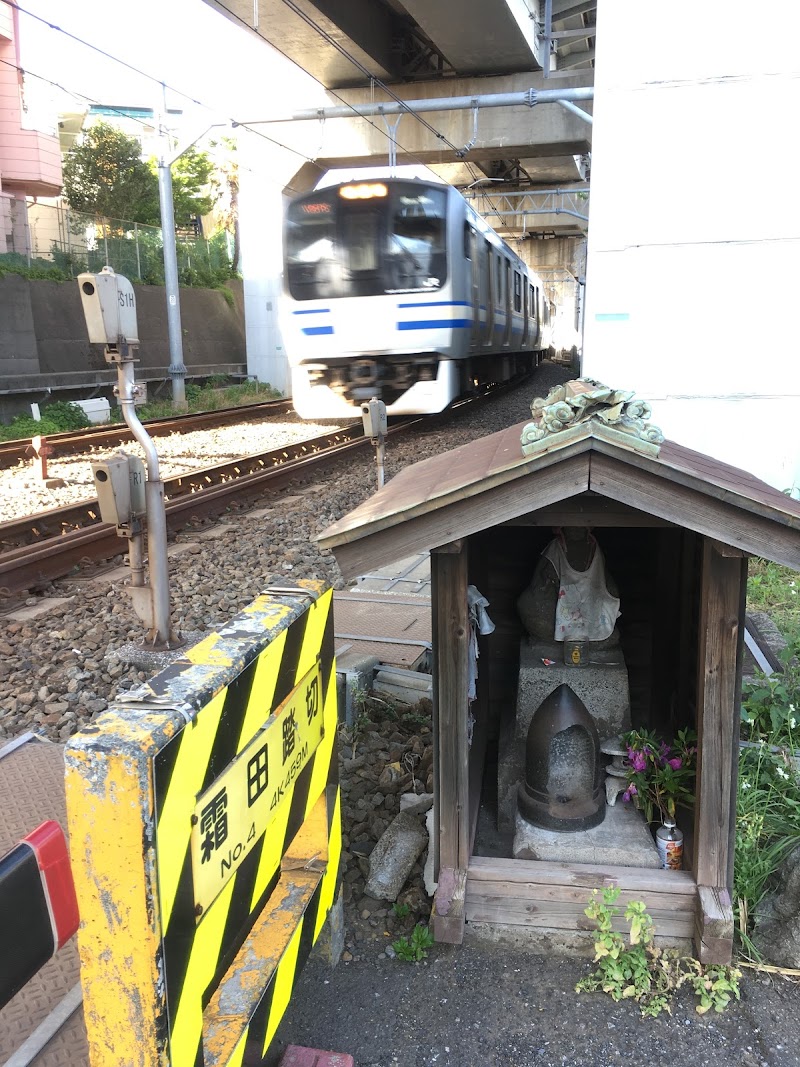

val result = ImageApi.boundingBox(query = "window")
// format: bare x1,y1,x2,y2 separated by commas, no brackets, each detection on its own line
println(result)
464,223,472,259
513,271,522,312
496,256,503,304
343,213,379,272
388,186,447,290
285,194,337,300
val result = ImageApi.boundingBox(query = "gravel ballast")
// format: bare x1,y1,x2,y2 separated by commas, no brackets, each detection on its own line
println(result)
0,365,570,740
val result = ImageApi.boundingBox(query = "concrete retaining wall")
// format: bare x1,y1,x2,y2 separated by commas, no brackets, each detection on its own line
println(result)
0,275,247,420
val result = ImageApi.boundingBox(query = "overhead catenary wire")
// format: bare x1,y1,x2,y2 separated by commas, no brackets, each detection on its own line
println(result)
5,2,326,174
8,0,470,185
204,0,482,181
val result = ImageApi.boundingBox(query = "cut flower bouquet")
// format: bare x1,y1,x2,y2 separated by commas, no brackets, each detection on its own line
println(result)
621,727,697,824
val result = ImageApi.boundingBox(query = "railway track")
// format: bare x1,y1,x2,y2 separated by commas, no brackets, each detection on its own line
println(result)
0,420,419,596
0,398,296,470
0,377,529,596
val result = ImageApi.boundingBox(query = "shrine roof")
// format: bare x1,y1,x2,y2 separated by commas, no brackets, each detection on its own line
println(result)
318,422,800,581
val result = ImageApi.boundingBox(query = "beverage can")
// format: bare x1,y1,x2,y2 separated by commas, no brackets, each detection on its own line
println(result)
563,640,587,667
656,819,684,870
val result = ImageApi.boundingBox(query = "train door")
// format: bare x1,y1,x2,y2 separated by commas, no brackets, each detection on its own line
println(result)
469,225,480,349
503,260,512,346
483,240,494,345
531,285,541,349
521,278,529,347
494,252,503,347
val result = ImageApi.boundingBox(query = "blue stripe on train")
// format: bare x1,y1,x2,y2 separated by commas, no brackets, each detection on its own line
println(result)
301,325,334,335
397,320,472,330
293,308,331,315
397,301,471,308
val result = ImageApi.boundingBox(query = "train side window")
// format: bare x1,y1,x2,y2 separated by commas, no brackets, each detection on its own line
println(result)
464,223,472,259
496,256,503,304
531,285,537,321
513,271,522,312
522,282,529,344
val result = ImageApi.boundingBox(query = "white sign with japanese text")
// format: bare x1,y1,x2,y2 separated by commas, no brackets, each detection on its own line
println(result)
190,660,324,916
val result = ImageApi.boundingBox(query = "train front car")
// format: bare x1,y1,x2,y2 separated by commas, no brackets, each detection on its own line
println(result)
282,179,467,418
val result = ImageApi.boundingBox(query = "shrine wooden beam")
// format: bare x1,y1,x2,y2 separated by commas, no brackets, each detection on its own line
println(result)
431,542,470,944
692,539,747,963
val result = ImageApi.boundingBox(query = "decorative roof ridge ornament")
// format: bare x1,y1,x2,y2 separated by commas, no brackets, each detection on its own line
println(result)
520,378,665,458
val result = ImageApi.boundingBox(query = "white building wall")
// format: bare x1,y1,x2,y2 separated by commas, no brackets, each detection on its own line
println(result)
582,1,800,493
237,141,290,395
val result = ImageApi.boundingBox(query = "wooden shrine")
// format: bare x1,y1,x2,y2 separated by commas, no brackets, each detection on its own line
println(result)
317,392,800,964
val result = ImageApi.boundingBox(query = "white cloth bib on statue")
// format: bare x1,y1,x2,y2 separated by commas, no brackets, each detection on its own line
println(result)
542,538,620,641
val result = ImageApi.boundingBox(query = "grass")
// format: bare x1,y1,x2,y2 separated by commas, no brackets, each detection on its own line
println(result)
134,378,281,421
0,380,282,440
747,558,800,635
735,558,800,959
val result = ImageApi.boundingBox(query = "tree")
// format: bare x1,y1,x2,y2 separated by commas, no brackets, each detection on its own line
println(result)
208,136,240,271
169,147,217,230
63,121,221,232
62,121,159,224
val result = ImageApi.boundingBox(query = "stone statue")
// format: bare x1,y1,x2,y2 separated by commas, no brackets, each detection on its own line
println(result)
517,528,621,648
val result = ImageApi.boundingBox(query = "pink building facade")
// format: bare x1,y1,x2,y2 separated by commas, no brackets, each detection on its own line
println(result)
0,1,62,255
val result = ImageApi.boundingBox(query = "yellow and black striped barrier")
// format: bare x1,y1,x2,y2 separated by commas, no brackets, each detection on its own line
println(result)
65,582,340,1067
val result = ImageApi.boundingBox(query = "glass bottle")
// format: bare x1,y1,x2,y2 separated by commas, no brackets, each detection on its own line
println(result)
656,816,684,870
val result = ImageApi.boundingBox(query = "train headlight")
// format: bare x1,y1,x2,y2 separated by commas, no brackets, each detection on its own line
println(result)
339,183,388,200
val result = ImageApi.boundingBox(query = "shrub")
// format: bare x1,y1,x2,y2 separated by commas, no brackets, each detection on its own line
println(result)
576,888,741,1017
0,400,91,440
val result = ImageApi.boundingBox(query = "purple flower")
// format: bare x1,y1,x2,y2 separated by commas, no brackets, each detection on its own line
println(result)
629,751,647,772
668,757,682,770
659,742,670,757
622,785,637,802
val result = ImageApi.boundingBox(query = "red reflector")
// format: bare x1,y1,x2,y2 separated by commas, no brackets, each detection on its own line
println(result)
23,820,80,950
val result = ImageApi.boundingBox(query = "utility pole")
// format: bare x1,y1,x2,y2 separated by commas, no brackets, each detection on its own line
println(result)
156,93,226,410
157,85,186,410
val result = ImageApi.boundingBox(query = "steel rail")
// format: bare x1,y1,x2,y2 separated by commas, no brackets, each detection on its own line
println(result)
0,399,297,469
0,421,417,594
0,426,367,550
0,374,528,595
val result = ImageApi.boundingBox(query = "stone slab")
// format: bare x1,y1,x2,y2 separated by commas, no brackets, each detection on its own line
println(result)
517,639,631,742
194,524,237,541
167,541,201,557
1,596,76,623
243,507,276,520
513,801,661,867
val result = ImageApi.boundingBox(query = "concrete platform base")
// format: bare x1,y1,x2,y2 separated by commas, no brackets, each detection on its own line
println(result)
111,629,205,670
513,801,661,868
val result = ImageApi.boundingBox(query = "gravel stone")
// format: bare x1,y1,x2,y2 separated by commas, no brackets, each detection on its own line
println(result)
0,365,570,746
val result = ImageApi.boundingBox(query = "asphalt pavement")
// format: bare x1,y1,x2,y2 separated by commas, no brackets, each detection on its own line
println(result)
263,924,800,1067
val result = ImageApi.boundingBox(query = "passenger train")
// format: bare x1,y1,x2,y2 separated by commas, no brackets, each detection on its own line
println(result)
281,177,555,419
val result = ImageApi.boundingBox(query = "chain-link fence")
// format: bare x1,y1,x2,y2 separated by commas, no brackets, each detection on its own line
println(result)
0,199,235,287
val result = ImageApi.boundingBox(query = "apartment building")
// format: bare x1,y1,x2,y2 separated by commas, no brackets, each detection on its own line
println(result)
0,0,61,255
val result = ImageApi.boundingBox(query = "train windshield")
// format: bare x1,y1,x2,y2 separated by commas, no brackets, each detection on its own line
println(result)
285,183,448,300
387,188,447,292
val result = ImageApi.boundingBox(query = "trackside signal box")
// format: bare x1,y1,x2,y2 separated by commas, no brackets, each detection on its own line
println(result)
361,397,387,439
65,582,341,1067
90,452,146,527
77,265,139,347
